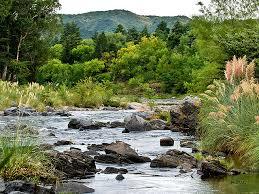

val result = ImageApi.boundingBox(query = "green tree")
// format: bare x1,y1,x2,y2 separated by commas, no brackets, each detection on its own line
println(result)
167,21,189,49
61,22,82,64
115,24,126,35
126,27,140,44
93,32,108,58
154,21,170,41
140,26,150,38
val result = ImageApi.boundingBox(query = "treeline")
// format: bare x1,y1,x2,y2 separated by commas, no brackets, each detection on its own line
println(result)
0,0,258,95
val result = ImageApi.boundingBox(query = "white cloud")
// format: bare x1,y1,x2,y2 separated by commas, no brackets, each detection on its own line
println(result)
59,0,207,17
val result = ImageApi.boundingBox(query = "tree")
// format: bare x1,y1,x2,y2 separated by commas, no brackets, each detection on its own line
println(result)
167,21,189,49
154,21,170,41
61,22,81,64
140,26,150,38
93,32,108,58
126,27,140,44
115,24,126,35
0,0,61,82
198,0,259,21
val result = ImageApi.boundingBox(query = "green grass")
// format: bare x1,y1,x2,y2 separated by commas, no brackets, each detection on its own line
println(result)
0,125,57,183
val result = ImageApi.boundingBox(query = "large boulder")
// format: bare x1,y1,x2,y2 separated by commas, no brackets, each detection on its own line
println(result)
94,141,151,164
4,107,37,116
200,160,228,179
68,118,106,130
149,119,167,130
150,149,197,168
160,137,174,146
170,96,200,133
124,115,152,132
102,167,128,174
4,180,54,194
48,150,96,179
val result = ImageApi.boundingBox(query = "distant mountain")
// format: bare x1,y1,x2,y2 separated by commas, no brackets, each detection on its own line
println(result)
62,9,190,38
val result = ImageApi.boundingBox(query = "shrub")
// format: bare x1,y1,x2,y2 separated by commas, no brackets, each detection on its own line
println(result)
199,56,259,170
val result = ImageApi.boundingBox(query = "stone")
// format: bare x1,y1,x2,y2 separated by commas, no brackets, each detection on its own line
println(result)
87,143,109,152
109,121,125,128
68,118,106,130
115,174,125,181
48,150,96,179
4,180,54,194
54,140,73,146
149,119,167,130
3,107,37,117
200,160,228,179
55,182,94,193
160,137,174,146
102,167,128,174
124,115,152,132
55,111,72,117
150,149,197,168
48,132,56,137
170,96,200,134
180,139,197,148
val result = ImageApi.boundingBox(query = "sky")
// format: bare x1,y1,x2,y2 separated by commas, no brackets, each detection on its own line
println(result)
59,0,209,17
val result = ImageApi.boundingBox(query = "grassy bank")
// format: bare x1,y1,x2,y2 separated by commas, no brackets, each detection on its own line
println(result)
199,57,259,170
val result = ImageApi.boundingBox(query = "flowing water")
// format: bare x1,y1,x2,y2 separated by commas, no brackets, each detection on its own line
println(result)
0,110,258,194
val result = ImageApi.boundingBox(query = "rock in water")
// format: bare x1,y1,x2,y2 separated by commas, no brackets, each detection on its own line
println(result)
124,115,152,132
102,167,128,174
56,182,94,193
160,137,174,146
200,160,228,179
115,174,125,181
54,140,73,146
150,149,197,168
68,118,106,130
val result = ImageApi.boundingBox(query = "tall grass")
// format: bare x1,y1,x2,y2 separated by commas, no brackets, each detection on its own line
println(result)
199,56,259,170
0,124,57,183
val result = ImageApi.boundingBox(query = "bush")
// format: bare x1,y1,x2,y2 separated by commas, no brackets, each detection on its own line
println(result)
199,57,259,170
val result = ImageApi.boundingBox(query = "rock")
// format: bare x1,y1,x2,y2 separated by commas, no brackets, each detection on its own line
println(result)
39,144,54,150
101,107,120,111
83,150,100,156
200,160,228,179
124,115,152,132
54,140,73,146
94,141,150,164
170,96,200,134
68,118,106,130
150,149,197,168
0,177,5,192
127,103,149,111
102,167,128,174
70,147,82,152
4,180,54,194
160,137,174,146
55,111,72,117
45,106,55,112
180,140,197,148
48,150,96,178
122,129,129,133
115,174,125,181
87,143,109,152
55,182,94,193
48,132,56,137
109,121,125,128
230,169,242,176
149,119,167,130
3,107,37,116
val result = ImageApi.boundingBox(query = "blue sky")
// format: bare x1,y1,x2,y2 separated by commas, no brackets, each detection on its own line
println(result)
59,0,209,16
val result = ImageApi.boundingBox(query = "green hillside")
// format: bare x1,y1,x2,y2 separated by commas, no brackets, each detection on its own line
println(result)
62,9,190,38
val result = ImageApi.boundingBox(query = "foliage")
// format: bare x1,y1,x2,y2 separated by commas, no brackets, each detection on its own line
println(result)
199,57,259,169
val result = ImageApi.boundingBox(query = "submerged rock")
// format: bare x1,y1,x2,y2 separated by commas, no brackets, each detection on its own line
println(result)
150,149,197,168
56,182,94,193
54,140,73,146
115,173,125,181
109,121,125,128
4,107,37,116
160,137,174,146
200,160,228,179
48,150,96,179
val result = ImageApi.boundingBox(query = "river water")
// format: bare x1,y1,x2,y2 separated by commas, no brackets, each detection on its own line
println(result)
0,110,258,194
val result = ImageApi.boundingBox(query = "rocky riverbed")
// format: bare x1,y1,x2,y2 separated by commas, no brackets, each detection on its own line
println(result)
0,98,259,193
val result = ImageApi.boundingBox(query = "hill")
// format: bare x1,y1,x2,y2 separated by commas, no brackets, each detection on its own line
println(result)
62,9,190,38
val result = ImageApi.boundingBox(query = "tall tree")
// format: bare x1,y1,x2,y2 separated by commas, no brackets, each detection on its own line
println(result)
154,21,170,41
61,22,82,64
140,26,150,38
167,21,189,49
115,24,126,35
126,27,140,44
94,32,108,58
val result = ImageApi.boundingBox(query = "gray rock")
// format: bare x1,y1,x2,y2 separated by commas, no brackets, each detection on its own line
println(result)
115,174,125,181
124,115,152,132
150,149,197,168
55,182,94,193
4,107,37,116
180,139,197,148
149,119,167,130
68,118,106,130
0,177,5,192
102,167,128,174
160,137,174,146
4,180,54,194
54,140,73,146
109,121,125,128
